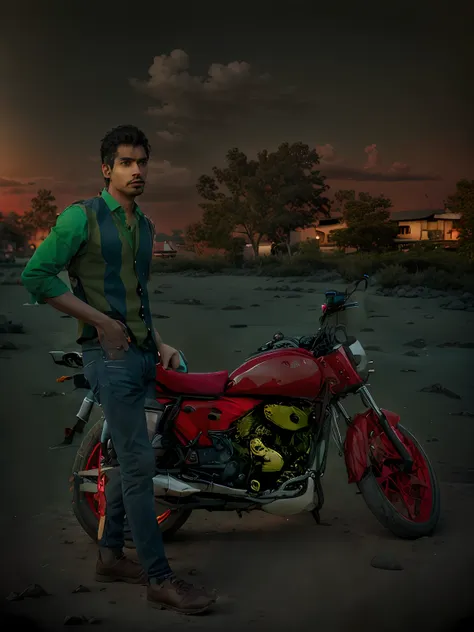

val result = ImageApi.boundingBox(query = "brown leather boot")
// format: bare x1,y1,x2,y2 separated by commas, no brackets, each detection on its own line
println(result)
147,576,217,615
95,550,147,584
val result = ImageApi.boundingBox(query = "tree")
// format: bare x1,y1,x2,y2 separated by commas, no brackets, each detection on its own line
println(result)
21,189,58,237
184,222,208,255
170,228,185,244
7,211,23,228
330,190,398,252
196,143,329,257
0,211,22,228
445,178,474,258
257,143,330,256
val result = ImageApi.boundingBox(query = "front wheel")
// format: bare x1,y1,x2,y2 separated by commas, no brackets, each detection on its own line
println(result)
357,424,440,539
71,420,192,546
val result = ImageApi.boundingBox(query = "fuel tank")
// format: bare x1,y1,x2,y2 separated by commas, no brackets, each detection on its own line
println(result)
227,348,323,399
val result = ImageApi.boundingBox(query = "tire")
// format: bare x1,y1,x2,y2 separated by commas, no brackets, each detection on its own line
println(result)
357,423,440,539
71,419,192,545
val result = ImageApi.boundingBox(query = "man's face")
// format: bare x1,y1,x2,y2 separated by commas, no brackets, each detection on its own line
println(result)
102,144,149,197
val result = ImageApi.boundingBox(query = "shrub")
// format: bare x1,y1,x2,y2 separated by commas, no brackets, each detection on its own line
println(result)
297,239,321,258
151,255,228,274
376,264,410,288
333,253,381,280
149,248,474,290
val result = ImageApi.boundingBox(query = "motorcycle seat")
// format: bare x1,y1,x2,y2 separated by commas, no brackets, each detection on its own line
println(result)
156,365,229,396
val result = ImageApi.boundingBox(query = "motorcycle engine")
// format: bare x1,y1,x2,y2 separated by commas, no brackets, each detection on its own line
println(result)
179,404,314,493
232,403,313,492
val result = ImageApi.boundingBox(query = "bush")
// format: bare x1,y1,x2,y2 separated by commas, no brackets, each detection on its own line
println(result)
375,264,410,288
376,263,474,291
332,253,381,280
151,255,228,274
297,239,321,257
149,248,474,290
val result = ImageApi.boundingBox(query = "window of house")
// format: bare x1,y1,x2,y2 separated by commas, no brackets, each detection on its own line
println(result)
398,225,411,235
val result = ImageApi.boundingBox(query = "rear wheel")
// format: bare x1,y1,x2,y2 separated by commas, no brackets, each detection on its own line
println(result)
71,420,192,545
357,424,440,539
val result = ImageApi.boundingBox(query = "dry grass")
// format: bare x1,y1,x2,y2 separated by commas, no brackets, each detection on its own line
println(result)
150,249,474,291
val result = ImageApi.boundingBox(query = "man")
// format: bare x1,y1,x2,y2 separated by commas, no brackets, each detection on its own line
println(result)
21,125,215,615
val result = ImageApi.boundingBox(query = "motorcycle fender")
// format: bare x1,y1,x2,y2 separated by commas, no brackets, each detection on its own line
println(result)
344,408,400,483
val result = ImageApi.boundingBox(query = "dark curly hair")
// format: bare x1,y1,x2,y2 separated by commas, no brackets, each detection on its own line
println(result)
100,125,151,186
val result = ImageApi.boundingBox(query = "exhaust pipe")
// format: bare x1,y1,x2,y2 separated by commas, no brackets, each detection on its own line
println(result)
152,474,200,497
182,478,249,498
79,469,312,503
78,471,201,497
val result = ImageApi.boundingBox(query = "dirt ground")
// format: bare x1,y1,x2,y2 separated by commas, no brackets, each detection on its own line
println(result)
1,272,473,632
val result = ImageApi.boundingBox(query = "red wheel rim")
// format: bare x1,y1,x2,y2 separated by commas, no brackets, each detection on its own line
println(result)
84,442,172,524
370,428,433,523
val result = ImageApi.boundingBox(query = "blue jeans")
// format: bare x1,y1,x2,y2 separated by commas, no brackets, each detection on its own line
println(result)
82,343,172,581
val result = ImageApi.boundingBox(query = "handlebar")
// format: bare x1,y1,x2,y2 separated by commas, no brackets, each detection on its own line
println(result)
252,274,369,357
320,274,369,325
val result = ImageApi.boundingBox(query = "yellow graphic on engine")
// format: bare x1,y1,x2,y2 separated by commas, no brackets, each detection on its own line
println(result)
249,438,284,472
250,480,260,492
234,413,257,440
231,405,314,493
263,404,310,431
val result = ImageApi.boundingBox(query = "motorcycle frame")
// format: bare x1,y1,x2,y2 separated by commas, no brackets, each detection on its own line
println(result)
72,374,395,517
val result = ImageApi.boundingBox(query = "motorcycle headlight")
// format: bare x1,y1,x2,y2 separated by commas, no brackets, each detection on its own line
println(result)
348,339,369,380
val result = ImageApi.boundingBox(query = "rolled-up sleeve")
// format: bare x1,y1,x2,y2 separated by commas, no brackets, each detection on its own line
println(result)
21,205,88,304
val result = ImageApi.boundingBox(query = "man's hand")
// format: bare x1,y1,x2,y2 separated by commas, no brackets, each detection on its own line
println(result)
97,319,130,359
158,343,180,370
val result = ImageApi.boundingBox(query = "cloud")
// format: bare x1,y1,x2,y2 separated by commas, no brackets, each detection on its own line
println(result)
316,143,440,182
322,164,441,182
147,159,192,184
0,177,28,188
156,130,183,143
144,160,195,204
316,144,337,162
130,49,313,135
364,143,379,170
389,161,411,175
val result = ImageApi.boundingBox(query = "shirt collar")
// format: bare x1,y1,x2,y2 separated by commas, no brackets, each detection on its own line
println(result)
101,188,143,217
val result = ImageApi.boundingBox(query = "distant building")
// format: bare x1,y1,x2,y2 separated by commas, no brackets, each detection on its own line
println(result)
293,209,462,251
153,240,178,258
393,210,461,245
294,215,345,248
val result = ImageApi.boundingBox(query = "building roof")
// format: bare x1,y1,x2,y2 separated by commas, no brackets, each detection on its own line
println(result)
317,209,455,224
390,209,445,221
434,212,461,220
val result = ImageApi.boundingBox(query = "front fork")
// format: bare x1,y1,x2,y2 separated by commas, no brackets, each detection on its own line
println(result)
330,385,413,473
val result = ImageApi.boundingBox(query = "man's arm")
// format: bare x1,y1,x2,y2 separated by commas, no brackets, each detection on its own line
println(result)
21,205,88,304
21,206,110,330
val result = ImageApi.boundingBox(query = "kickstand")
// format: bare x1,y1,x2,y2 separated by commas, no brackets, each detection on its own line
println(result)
49,419,86,450
312,508,321,524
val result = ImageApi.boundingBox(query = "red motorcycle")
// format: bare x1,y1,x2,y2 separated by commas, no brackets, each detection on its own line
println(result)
52,275,440,542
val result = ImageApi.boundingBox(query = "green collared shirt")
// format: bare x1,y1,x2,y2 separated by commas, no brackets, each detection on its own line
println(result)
21,189,144,304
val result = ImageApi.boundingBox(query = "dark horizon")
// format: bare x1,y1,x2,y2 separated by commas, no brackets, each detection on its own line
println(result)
1,1,472,231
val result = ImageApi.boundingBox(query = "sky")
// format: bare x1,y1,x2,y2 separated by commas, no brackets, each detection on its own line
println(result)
1,1,472,232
